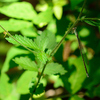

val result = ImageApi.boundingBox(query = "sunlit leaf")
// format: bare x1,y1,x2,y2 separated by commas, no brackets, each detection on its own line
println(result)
17,71,38,94
42,62,67,75
34,30,56,51
1,47,30,73
33,8,53,27
20,26,38,37
47,19,57,34
35,51,48,64
0,2,37,20
6,35,40,50
53,5,63,20
0,19,32,33
0,73,13,99
13,57,38,71
52,0,67,6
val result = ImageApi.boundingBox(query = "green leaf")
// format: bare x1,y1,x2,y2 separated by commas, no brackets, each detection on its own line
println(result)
70,0,83,10
82,57,100,90
29,81,45,95
49,75,64,88
13,57,38,71
47,19,57,34
34,30,56,51
0,0,19,2
34,33,49,52
42,62,67,75
0,19,32,33
84,20,100,26
1,46,30,73
4,87,20,100
94,85,100,97
69,95,85,100
0,2,37,20
6,34,40,50
53,5,63,20
35,83,45,95
52,0,67,6
35,51,48,64
20,26,38,37
33,8,53,27
17,71,38,94
29,78,37,93
0,73,13,99
68,57,87,94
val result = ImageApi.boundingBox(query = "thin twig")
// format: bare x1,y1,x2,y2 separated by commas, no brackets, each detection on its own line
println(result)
50,0,87,56
83,18,100,21
33,61,48,93
78,0,87,19
34,0,87,95
0,0,87,98
33,0,87,97
0,25,35,54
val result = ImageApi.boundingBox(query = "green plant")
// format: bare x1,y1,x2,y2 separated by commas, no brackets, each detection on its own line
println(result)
0,0,100,100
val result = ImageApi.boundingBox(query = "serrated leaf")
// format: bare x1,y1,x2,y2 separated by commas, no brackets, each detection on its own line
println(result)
0,2,37,20
34,34,49,51
84,20,100,26
33,8,53,27
1,46,30,73
34,30,56,51
0,19,32,33
42,62,67,75
13,57,38,71
6,34,40,50
53,5,63,20
17,71,38,94
35,51,48,64
0,73,13,99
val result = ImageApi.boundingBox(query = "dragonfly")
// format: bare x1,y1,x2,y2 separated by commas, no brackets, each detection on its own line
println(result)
72,27,89,77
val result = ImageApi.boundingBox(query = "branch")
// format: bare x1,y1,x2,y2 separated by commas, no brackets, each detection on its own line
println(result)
50,0,87,56
82,18,100,21
0,25,35,54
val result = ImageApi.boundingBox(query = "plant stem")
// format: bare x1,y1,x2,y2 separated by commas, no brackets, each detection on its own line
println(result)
83,18,100,20
32,0,87,96
33,61,48,93
77,0,87,19
50,20,79,56
0,25,35,54
50,0,87,56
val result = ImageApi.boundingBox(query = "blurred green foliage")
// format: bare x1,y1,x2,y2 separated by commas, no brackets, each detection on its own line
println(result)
0,0,100,100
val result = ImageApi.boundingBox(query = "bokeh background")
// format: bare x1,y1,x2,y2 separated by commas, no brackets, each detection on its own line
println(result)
0,0,100,100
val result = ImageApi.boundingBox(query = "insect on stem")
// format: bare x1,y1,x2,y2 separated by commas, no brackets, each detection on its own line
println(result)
72,27,89,77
